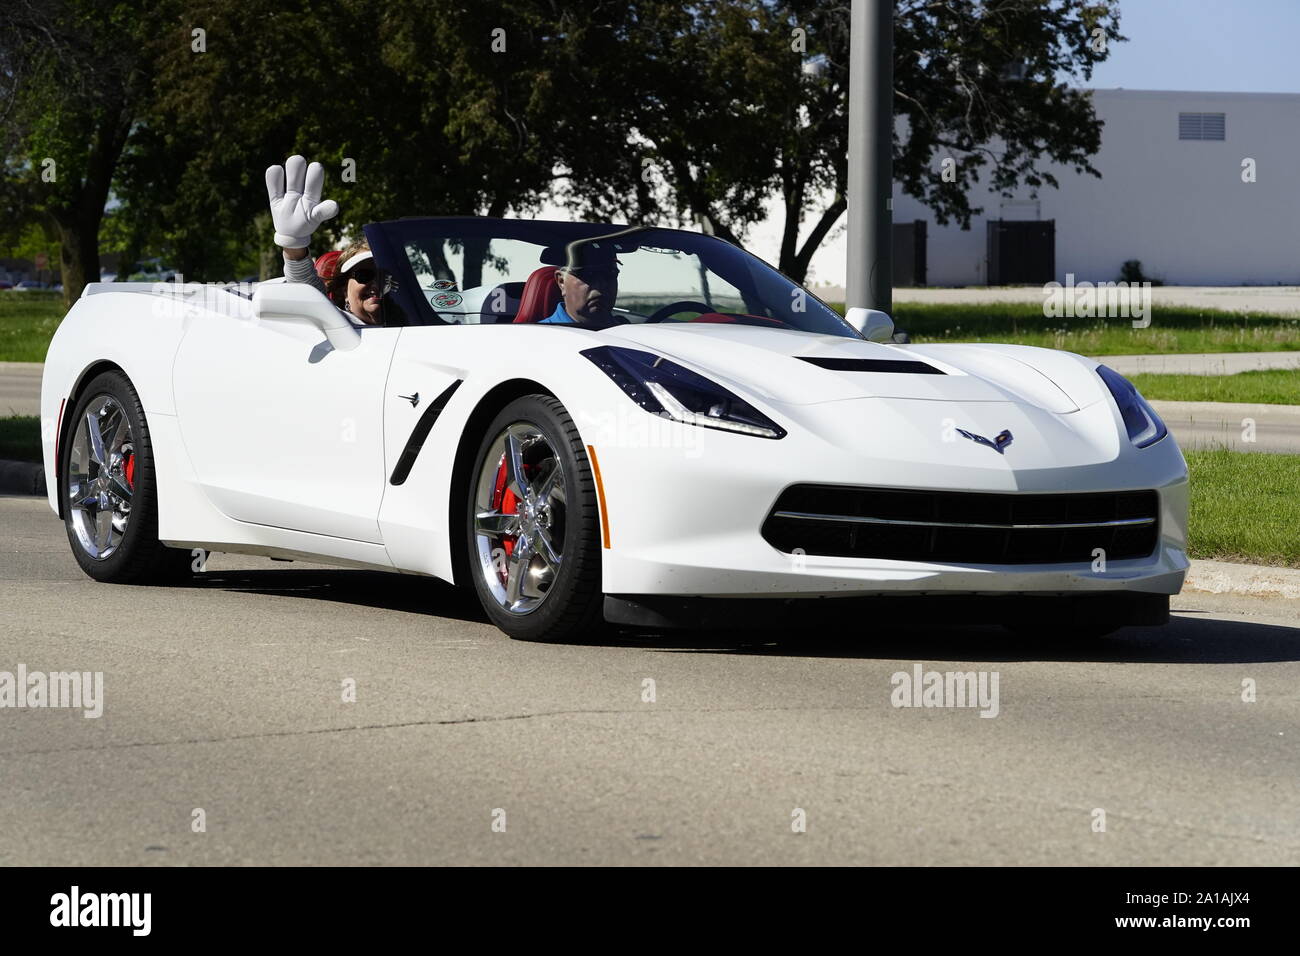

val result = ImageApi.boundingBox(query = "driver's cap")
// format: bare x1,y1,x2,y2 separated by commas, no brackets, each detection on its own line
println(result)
563,241,619,275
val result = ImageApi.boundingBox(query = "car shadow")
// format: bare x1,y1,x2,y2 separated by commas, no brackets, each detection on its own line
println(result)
188,567,490,626
619,614,1300,665
185,567,1300,665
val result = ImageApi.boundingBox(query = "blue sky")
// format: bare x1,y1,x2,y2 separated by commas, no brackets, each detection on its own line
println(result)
1087,0,1300,93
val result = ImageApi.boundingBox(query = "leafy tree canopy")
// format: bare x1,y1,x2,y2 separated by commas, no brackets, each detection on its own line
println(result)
2,0,1121,296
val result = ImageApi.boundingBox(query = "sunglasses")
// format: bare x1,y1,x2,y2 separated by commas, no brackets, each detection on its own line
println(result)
347,267,381,285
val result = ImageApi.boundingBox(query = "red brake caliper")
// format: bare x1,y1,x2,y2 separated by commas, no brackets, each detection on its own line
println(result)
123,451,136,489
490,455,517,585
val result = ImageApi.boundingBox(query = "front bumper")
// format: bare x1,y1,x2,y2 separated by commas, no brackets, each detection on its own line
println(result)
586,395,1190,599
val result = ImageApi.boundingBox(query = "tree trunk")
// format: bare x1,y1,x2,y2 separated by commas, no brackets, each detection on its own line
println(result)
52,99,130,306
779,194,847,286
54,212,102,309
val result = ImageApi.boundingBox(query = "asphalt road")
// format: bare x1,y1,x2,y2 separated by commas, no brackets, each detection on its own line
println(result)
3,495,1298,866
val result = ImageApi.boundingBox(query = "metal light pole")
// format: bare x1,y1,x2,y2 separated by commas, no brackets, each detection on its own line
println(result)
846,0,894,316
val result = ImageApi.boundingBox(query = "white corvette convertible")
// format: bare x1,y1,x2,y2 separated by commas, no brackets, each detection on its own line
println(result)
41,218,1188,640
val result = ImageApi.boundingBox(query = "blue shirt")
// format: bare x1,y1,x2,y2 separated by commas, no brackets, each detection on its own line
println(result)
539,302,575,324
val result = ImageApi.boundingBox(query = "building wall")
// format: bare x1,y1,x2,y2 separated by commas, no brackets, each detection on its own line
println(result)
890,89,1300,286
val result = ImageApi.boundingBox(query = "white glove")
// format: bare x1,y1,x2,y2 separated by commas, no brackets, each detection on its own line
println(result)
265,155,339,249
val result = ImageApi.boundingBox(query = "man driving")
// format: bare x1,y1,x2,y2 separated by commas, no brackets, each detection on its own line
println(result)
540,239,629,329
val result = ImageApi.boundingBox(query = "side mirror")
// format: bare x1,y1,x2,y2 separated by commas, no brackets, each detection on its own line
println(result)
844,307,895,343
253,282,361,352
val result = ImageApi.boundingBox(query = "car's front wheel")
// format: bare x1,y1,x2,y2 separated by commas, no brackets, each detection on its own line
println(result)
465,395,604,641
62,370,191,584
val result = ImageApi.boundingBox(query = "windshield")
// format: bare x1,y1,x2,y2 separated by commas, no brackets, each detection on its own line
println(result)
366,218,858,339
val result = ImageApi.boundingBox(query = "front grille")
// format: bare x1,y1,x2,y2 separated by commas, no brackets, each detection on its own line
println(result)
761,485,1160,564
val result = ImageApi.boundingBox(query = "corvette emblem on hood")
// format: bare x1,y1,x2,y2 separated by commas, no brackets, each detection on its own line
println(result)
957,428,1014,454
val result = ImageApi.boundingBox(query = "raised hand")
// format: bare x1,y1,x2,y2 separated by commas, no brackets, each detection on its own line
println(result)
265,155,339,250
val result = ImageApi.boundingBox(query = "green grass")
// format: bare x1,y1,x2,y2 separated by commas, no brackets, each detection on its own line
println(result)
832,302,1300,356
1128,368,1300,405
0,415,42,462
0,291,66,362
1185,448,1300,567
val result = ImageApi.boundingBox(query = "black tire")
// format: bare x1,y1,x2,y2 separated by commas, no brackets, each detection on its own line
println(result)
61,370,192,585
465,395,605,641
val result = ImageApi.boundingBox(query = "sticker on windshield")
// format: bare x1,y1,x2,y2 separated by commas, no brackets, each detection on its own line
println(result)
432,291,463,309
432,279,458,290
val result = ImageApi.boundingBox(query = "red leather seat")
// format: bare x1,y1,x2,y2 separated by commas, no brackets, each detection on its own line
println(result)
513,266,561,323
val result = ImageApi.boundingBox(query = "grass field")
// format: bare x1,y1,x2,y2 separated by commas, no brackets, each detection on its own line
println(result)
1184,448,1300,568
1128,368,1300,405
883,302,1300,356
0,291,65,363
0,415,41,462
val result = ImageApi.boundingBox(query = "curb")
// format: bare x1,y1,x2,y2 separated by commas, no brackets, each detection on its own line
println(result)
0,459,46,497
1147,400,1300,424
1185,559,1300,601
1101,352,1300,377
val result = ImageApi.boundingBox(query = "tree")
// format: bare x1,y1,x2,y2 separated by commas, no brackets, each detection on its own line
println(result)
557,1,799,247
0,1,161,305
782,0,1122,282
4,0,1122,295
125,0,636,278
552,0,1122,284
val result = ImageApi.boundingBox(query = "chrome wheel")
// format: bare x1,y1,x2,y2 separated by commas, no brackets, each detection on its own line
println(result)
472,422,567,614
67,394,135,560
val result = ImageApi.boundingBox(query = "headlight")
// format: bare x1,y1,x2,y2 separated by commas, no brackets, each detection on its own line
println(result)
1096,364,1167,448
581,345,786,439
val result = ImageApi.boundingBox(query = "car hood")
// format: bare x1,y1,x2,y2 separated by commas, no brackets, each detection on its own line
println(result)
599,323,1102,412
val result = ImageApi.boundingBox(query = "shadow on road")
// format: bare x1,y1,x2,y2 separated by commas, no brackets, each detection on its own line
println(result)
189,567,489,625
633,614,1300,665
185,567,1300,665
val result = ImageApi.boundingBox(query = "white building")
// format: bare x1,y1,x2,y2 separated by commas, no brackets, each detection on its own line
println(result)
889,88,1300,287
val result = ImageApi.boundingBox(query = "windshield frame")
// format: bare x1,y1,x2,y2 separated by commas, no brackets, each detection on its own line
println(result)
363,216,859,338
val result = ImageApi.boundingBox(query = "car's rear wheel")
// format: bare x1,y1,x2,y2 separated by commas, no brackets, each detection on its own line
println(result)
466,395,604,641
62,371,191,584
